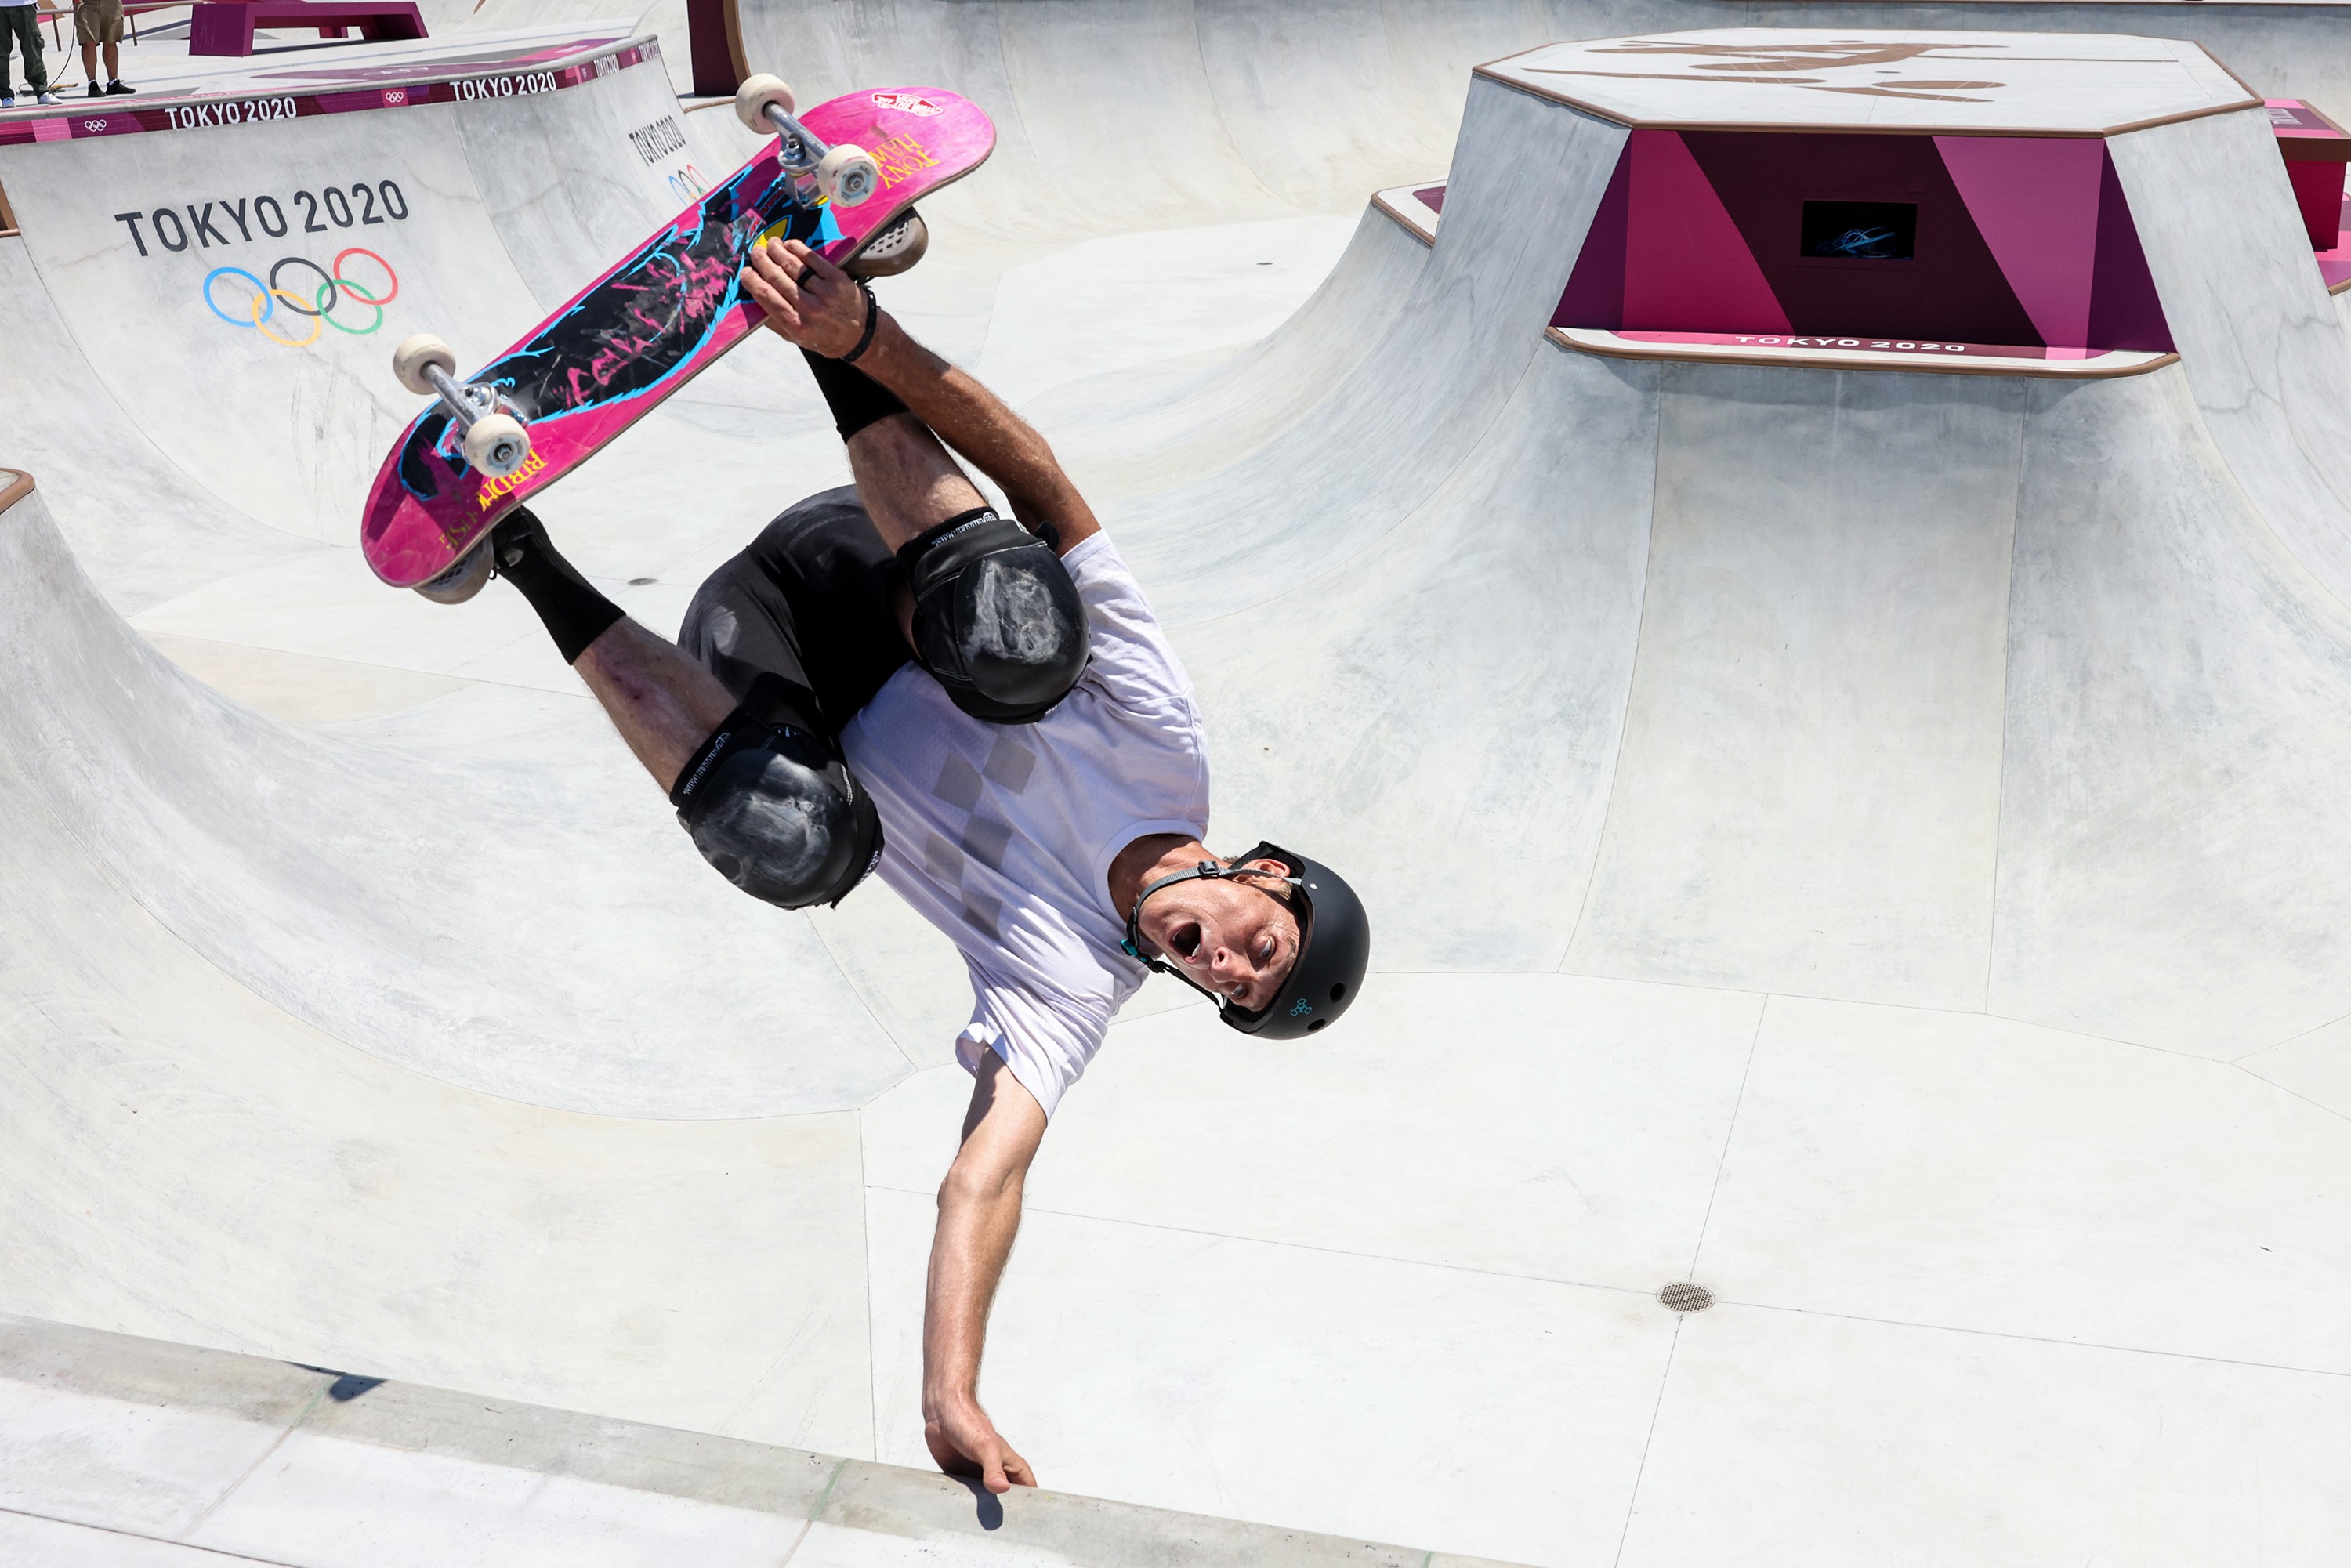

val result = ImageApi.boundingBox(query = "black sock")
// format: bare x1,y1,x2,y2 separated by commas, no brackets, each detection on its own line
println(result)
491,507,623,664
801,349,907,443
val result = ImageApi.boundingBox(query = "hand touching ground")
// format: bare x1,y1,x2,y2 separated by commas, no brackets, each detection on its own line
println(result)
924,1395,1037,1495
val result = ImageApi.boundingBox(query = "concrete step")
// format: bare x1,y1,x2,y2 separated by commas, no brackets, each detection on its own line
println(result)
0,1313,1531,1568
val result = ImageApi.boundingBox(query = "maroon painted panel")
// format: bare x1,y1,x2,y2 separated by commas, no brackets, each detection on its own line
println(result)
1552,143,1631,331
1678,131,2042,349
1620,129,1788,335
685,0,737,97
1552,128,2178,357
190,1,425,58
2287,159,2347,252
2086,153,2172,354
1934,136,2106,352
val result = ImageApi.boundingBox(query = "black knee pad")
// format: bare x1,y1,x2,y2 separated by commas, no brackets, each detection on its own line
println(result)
668,706,882,910
899,509,1089,724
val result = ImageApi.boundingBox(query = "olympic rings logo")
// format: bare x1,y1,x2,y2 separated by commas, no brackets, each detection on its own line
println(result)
201,248,398,347
665,165,708,204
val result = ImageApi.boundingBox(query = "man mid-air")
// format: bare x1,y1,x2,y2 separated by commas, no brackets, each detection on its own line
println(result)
469,235,1371,1491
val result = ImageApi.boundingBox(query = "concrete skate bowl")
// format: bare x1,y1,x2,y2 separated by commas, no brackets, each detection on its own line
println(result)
5,5,2351,1564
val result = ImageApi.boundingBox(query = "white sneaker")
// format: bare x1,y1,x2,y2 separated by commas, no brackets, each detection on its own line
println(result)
35,90,60,106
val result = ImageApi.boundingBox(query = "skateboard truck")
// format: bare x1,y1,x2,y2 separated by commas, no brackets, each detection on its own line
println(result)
734,74,880,208
390,334,533,480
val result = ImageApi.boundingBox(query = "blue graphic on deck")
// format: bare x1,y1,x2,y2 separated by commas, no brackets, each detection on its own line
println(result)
397,158,826,502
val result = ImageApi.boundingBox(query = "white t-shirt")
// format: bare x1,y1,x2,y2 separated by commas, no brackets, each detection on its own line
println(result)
839,533,1208,1117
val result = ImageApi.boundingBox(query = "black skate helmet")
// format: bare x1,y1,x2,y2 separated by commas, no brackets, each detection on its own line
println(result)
1121,840,1370,1038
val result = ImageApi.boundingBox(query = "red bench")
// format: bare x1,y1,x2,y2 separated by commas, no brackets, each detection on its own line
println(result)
188,1,426,57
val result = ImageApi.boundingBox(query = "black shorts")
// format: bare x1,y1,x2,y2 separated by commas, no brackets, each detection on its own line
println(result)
679,486,910,741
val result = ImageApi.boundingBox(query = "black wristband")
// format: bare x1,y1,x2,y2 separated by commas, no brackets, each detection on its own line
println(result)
799,347,907,442
839,278,880,364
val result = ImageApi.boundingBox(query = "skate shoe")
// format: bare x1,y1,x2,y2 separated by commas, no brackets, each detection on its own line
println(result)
414,539,494,605
846,208,927,279
410,505,563,606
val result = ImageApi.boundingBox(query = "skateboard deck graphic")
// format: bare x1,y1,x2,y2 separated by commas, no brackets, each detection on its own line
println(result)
360,86,993,588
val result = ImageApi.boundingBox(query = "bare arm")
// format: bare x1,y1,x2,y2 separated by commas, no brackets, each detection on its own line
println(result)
853,320,1099,551
740,239,1101,552
923,1051,1049,1494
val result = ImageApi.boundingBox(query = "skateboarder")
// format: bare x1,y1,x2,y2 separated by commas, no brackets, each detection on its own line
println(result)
477,236,1370,1493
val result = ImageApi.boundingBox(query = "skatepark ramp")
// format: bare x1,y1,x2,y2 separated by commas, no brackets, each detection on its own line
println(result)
5,7,2351,1566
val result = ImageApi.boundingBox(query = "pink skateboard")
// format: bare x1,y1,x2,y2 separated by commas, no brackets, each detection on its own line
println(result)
360,78,994,596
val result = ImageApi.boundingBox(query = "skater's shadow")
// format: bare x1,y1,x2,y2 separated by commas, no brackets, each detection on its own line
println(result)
292,1363,386,1402
952,1476,1005,1530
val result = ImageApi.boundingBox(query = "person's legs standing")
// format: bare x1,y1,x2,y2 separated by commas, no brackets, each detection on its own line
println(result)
2,5,49,100
76,0,125,90
20,3,45,95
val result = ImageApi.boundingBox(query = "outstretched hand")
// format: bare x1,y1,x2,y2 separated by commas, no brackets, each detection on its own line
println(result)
925,1396,1037,1495
740,237,871,358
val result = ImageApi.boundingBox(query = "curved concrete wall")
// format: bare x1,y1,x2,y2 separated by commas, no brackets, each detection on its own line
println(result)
5,8,2351,1563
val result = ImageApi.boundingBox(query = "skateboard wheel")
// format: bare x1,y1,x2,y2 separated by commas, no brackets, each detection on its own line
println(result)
392,332,457,397
463,412,532,478
847,208,927,278
413,538,494,606
817,144,880,208
734,73,795,135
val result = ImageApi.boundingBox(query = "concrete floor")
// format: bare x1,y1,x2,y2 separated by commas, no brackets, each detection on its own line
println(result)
4,5,2351,1566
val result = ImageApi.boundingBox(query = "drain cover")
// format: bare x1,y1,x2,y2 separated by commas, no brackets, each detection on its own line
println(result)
1657,1282,1714,1313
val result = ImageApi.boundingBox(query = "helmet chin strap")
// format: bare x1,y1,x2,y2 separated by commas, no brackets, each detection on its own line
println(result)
1121,859,1303,1005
